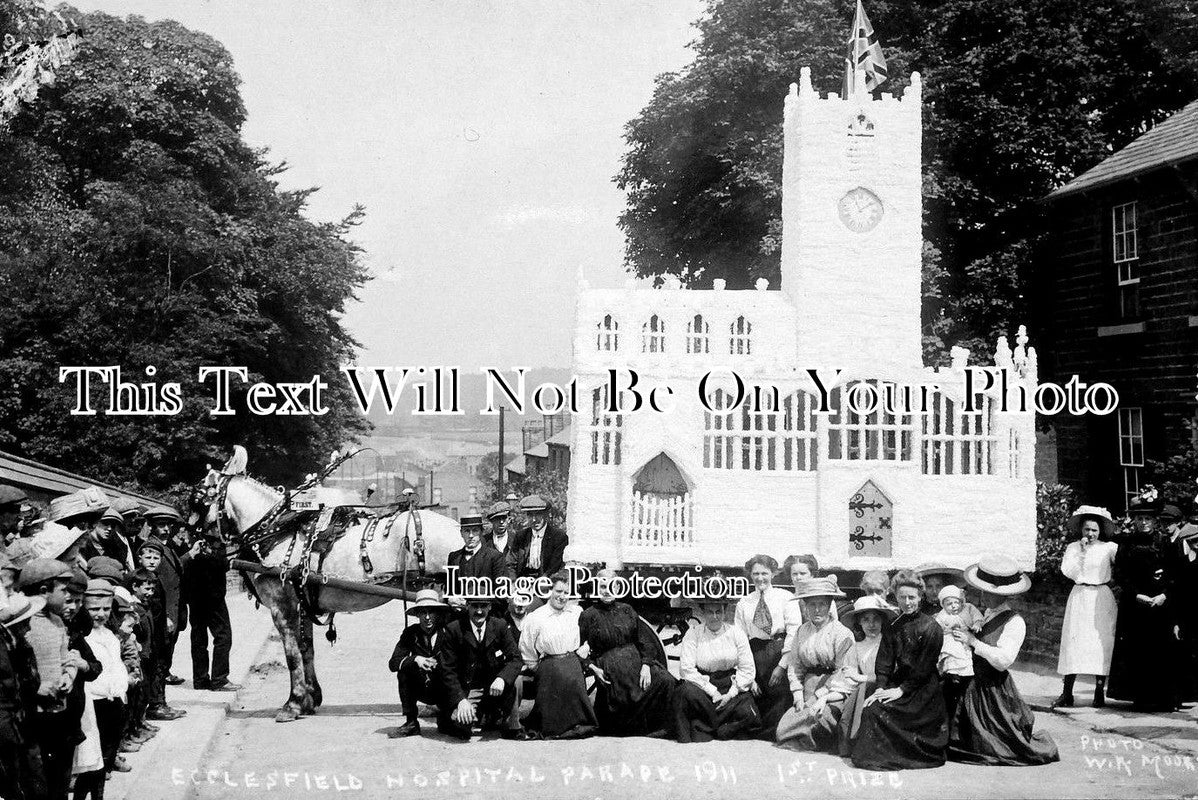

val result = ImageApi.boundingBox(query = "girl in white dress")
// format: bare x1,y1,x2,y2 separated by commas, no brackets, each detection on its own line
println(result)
1053,505,1118,708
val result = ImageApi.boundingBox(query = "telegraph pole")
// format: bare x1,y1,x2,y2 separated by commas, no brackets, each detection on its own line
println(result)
497,405,505,499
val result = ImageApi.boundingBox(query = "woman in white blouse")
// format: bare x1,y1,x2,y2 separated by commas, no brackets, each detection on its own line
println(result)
673,594,760,742
947,555,1059,766
1053,506,1118,708
734,554,793,736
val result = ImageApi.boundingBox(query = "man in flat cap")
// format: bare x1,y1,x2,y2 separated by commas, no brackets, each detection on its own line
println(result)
511,495,567,579
483,501,517,569
144,507,196,687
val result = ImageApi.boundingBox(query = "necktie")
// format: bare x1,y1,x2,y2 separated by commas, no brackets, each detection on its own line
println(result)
753,592,772,634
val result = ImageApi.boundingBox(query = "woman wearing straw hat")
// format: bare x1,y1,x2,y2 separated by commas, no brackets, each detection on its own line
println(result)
837,595,898,756
850,569,948,771
947,554,1058,766
673,588,761,742
773,577,855,752
1052,505,1118,708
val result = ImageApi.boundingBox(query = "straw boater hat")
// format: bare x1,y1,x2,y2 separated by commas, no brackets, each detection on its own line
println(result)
841,595,898,627
1065,505,1116,538
458,511,484,531
48,487,110,524
405,588,451,616
793,576,846,600
0,593,46,628
30,521,85,560
913,562,964,582
964,554,1032,596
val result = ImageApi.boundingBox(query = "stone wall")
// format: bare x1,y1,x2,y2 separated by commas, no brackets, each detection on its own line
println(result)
1008,577,1071,668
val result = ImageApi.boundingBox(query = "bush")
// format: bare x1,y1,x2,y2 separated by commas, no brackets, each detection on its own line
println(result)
1035,482,1075,582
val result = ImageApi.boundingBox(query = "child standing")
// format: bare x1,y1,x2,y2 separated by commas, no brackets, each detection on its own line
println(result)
111,589,148,757
133,544,185,722
82,580,129,793
935,584,982,722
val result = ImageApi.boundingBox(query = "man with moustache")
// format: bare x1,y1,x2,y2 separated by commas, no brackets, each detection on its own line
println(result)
446,513,509,611
437,595,526,740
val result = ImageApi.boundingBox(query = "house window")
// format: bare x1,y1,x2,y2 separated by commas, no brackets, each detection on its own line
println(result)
1118,407,1144,509
596,314,619,351
687,314,709,354
729,316,752,355
827,380,914,462
642,315,665,353
589,385,622,466
702,389,818,471
1112,202,1139,319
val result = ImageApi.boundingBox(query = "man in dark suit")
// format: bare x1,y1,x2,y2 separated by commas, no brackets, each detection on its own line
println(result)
447,513,510,610
438,596,526,740
511,495,568,579
483,501,517,569
145,506,193,686
187,533,235,691
388,589,452,737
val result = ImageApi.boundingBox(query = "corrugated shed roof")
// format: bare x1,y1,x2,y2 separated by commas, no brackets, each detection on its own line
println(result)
1048,99,1198,200
0,449,162,505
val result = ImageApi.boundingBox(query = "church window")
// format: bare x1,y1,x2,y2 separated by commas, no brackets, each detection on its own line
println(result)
687,314,710,354
642,314,665,353
589,385,622,466
596,314,619,351
921,390,996,475
729,316,752,355
827,380,914,462
703,389,818,471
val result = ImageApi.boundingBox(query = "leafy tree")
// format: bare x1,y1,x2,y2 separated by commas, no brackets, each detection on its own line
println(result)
617,0,1198,360
0,7,371,490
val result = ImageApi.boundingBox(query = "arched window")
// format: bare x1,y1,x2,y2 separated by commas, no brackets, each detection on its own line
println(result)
922,390,996,475
827,380,914,462
595,314,619,351
589,385,622,466
729,316,752,355
642,314,665,353
848,112,875,136
687,314,709,354
702,389,818,471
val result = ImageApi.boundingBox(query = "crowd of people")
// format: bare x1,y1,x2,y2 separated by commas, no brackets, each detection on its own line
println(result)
0,484,233,800
387,494,1063,770
1052,486,1198,713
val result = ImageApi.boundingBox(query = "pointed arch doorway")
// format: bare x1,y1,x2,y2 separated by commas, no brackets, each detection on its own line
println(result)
629,453,694,548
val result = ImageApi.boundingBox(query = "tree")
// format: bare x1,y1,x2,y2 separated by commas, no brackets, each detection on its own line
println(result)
0,7,371,490
617,0,1198,360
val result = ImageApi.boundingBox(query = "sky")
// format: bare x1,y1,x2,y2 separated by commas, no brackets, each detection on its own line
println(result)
68,0,708,371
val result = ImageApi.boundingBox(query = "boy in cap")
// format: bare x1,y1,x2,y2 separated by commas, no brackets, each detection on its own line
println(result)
111,588,152,754
0,593,48,800
83,580,129,778
128,565,183,721
388,589,452,738
19,558,87,799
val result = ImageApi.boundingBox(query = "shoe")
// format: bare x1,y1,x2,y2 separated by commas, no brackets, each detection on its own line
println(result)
129,730,154,743
118,740,141,753
146,706,186,721
208,680,242,692
388,720,421,738
166,673,185,686
1050,694,1074,709
140,722,160,733
193,679,211,690
501,728,531,741
111,756,132,773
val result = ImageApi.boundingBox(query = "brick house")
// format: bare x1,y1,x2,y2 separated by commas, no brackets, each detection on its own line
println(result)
1039,99,1198,509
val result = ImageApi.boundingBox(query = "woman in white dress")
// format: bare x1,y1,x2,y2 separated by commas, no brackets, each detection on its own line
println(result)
1053,505,1118,708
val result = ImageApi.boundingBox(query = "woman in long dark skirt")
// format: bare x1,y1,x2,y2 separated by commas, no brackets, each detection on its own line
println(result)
580,570,675,736
1108,489,1181,711
948,555,1059,766
673,594,760,743
850,569,948,771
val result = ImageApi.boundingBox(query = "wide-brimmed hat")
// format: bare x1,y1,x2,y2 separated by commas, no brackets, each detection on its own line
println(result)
0,593,45,627
793,576,845,600
519,495,549,513
841,595,898,627
0,486,28,508
1066,505,1116,538
1127,487,1163,516
3,540,37,570
406,588,451,616
914,562,964,582
31,522,85,560
964,554,1032,596
485,501,512,521
48,487,110,524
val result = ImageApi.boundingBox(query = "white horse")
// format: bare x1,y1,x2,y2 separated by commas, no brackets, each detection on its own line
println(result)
196,447,463,722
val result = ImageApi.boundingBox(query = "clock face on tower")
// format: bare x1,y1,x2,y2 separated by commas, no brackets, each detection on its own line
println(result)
838,187,884,233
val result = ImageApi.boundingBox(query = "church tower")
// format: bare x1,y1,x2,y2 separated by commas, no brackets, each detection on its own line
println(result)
780,66,924,375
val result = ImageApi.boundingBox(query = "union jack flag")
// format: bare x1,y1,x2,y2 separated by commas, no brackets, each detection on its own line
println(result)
842,0,888,97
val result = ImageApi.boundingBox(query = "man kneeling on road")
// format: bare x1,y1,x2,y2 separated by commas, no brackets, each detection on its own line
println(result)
438,594,527,741
388,589,452,738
